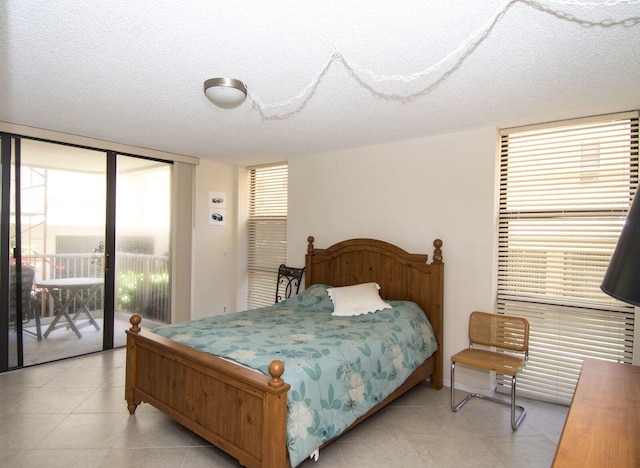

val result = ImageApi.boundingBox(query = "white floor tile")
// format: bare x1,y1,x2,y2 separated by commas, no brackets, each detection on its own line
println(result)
1,349,568,467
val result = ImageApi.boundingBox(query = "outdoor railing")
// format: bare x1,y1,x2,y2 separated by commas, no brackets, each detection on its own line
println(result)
23,253,170,324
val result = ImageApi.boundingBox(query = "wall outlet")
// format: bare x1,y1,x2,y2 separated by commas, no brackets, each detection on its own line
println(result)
223,306,227,313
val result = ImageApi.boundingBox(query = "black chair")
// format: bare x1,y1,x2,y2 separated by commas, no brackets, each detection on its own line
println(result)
9,264,41,340
275,264,305,303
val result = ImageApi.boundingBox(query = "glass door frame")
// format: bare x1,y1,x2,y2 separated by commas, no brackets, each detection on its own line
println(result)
1,134,13,371
103,150,116,351
0,134,116,371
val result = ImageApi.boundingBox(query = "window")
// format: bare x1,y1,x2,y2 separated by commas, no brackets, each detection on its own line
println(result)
247,163,288,309
498,111,639,404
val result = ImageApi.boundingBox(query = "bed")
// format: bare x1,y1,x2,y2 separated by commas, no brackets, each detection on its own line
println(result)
125,236,444,467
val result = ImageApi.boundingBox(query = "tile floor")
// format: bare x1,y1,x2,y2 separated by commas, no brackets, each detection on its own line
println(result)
13,313,163,366
0,348,568,467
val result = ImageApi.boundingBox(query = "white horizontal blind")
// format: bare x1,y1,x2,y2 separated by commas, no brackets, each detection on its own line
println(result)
247,163,288,309
498,112,639,404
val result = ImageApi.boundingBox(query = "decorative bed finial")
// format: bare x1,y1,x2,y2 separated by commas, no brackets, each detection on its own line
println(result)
307,236,315,254
268,360,286,388
129,314,142,333
433,239,443,264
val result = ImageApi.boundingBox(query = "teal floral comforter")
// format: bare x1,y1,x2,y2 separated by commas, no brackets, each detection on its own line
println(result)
151,284,437,467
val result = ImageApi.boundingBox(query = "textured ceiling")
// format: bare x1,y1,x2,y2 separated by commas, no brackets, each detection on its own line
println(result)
1,1,640,166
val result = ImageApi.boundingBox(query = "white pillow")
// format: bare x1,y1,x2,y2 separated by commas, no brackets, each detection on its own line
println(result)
327,282,392,316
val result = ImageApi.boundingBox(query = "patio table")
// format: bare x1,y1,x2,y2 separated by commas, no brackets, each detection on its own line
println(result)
36,277,103,338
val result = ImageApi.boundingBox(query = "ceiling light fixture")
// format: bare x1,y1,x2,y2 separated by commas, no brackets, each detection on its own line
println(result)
203,77,247,109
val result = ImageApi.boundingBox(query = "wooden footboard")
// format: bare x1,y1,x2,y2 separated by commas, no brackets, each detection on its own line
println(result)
126,316,435,467
125,316,291,468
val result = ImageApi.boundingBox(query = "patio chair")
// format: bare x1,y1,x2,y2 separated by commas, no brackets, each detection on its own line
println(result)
10,264,41,340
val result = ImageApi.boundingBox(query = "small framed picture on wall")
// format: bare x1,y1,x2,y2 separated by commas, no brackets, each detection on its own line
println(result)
208,191,226,225
209,208,226,225
209,191,226,209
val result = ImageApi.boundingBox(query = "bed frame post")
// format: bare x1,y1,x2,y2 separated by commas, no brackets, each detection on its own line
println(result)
125,314,142,414
305,236,315,288
429,239,444,389
260,361,289,467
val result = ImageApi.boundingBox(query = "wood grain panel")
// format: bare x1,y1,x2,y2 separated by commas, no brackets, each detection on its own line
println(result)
553,359,640,467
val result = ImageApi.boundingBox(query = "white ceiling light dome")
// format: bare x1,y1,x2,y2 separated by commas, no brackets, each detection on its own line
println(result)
204,77,247,109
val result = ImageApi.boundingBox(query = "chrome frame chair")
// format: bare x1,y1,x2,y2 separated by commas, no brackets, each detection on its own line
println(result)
450,311,530,430
275,264,305,303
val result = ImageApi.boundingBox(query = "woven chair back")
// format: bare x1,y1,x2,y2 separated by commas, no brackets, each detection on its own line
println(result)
468,311,529,352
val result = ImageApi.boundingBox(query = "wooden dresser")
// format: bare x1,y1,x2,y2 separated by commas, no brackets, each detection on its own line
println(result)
553,358,640,467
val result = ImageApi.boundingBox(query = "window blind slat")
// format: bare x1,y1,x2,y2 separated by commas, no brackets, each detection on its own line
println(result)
247,163,288,309
497,111,638,405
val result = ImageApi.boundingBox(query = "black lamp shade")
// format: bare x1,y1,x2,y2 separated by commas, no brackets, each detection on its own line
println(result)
601,192,640,307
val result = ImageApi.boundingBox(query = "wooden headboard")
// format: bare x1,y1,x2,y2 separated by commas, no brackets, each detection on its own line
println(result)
305,236,444,387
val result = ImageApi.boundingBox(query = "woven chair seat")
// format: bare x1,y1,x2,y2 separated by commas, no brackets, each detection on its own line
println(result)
451,348,526,376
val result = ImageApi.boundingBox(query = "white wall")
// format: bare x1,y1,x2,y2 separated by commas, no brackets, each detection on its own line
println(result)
192,158,239,319
287,126,499,389
191,126,502,389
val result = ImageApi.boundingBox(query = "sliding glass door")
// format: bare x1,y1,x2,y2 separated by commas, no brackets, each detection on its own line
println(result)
113,156,171,347
0,135,172,370
7,139,108,367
